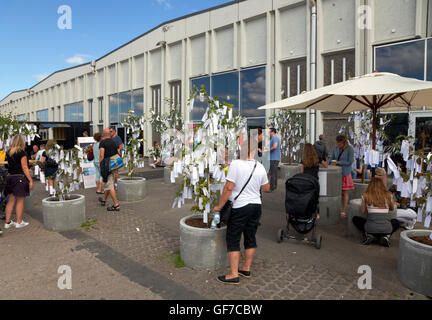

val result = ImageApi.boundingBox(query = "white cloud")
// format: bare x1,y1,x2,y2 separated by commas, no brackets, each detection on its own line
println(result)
156,0,173,9
34,73,50,81
66,54,93,65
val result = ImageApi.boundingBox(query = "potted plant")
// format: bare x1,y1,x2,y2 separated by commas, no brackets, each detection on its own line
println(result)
41,144,86,231
268,110,306,181
117,110,147,201
397,138,432,297
340,111,391,199
0,114,39,214
173,86,247,270
148,99,184,183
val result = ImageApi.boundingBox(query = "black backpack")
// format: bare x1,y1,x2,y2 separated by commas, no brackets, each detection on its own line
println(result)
285,173,320,219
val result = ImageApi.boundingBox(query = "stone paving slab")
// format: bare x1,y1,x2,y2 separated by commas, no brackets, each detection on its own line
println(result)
0,178,429,300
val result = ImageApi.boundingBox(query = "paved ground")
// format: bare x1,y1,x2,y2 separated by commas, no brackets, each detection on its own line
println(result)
0,167,429,300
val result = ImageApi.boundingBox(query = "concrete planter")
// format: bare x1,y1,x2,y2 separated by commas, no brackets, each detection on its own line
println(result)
318,166,342,197
180,214,229,271
349,179,370,200
280,164,301,181
398,230,432,297
317,196,341,225
164,167,172,184
42,194,85,231
347,199,364,240
117,177,147,201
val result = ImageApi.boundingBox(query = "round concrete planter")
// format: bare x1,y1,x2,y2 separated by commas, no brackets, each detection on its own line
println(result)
349,179,370,200
117,177,147,201
280,163,301,181
164,167,172,184
347,199,364,240
318,166,342,197
42,194,85,231
180,214,229,271
317,195,341,225
398,230,432,297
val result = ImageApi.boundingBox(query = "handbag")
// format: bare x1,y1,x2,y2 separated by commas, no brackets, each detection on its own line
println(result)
109,154,124,171
220,161,258,223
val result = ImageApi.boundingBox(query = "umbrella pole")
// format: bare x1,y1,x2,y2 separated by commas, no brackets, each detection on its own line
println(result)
371,106,377,178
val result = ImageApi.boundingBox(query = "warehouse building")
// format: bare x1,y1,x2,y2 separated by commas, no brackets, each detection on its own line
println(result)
1,0,432,152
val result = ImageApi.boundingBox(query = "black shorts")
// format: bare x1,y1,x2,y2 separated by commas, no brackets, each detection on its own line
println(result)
226,204,262,252
6,175,30,197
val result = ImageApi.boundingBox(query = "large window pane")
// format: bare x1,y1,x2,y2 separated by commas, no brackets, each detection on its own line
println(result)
109,94,119,124
240,67,266,118
212,72,239,115
37,109,48,122
119,91,132,123
64,102,83,122
375,40,425,80
132,88,144,116
247,118,265,129
427,39,432,81
190,76,210,122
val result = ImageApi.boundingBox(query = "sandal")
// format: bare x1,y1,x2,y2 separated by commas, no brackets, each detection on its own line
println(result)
107,205,120,212
98,197,106,206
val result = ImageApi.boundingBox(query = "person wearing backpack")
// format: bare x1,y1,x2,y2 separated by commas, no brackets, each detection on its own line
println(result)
213,134,270,285
41,140,58,195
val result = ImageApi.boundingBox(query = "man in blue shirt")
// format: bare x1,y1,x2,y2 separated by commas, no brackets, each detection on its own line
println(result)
269,128,281,191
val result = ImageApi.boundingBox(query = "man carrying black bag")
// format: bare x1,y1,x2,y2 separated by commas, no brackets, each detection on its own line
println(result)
213,134,270,285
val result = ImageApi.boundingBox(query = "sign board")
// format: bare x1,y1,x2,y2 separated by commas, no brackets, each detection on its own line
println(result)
78,137,97,189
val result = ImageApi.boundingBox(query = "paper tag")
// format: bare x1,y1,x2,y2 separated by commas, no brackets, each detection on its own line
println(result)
40,171,46,184
417,208,423,222
34,166,39,175
424,215,431,228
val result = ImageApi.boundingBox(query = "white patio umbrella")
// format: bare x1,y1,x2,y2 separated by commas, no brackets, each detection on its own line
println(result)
259,72,432,148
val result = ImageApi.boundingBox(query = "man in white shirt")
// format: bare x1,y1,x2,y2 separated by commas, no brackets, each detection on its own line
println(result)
213,136,270,285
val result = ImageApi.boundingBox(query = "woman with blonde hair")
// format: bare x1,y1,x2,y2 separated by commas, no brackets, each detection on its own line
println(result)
352,177,400,247
300,143,320,180
4,135,34,230
329,135,354,218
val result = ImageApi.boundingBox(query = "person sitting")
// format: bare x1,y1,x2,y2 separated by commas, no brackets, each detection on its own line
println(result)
300,143,320,180
374,167,417,230
352,177,400,247
150,141,163,169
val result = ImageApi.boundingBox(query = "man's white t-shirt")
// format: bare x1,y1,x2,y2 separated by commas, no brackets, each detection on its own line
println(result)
226,159,269,209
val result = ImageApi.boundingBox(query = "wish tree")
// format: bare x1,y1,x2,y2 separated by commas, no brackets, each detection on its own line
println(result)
121,110,146,178
171,86,247,224
0,113,38,149
267,110,306,164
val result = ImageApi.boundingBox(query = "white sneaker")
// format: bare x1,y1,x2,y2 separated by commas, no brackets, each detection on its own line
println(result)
4,221,16,229
150,164,156,169
15,221,29,229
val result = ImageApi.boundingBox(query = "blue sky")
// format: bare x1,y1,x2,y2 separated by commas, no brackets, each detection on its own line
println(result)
0,0,232,100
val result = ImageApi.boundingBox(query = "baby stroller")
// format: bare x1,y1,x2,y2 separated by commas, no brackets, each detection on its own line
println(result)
0,167,8,220
276,173,322,249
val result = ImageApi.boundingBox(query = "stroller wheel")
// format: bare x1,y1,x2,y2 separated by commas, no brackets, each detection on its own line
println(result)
315,234,322,249
277,229,284,243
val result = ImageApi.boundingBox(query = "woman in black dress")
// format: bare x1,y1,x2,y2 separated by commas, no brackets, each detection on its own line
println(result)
4,135,34,230
300,143,319,180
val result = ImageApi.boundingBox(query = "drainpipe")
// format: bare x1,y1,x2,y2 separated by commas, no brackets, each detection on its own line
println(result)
309,0,317,143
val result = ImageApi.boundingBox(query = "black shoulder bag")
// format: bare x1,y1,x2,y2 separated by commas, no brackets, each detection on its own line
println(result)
220,161,258,223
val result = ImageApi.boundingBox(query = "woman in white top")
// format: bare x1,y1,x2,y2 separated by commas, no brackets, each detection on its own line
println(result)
213,135,270,285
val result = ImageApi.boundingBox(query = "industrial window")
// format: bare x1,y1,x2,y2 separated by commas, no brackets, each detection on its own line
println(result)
64,102,84,122
98,97,104,123
132,88,144,116
281,58,307,99
169,81,181,110
151,85,161,115
36,109,49,122
323,50,355,86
